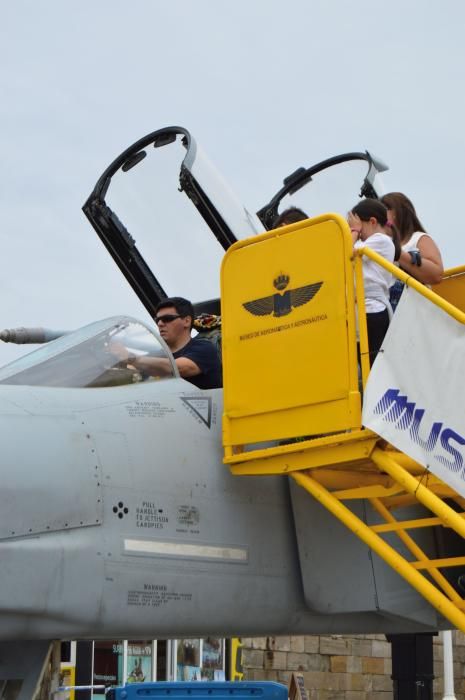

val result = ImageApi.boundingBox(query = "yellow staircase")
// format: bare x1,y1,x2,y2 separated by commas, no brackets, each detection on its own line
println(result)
220,213,465,631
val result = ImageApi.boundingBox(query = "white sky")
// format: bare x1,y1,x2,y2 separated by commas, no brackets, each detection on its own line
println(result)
1,0,465,363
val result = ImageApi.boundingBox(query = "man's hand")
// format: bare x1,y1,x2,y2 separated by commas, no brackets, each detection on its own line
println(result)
106,340,131,363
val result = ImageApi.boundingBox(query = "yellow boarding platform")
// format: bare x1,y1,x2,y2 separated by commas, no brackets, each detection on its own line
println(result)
221,214,465,632
434,263,465,313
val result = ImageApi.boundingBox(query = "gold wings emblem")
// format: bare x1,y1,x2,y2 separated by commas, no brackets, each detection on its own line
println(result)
243,281,323,318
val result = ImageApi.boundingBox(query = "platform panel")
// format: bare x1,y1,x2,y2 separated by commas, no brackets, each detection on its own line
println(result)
434,268,465,313
221,215,361,446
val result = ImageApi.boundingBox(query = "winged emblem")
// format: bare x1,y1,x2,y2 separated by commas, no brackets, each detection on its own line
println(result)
243,275,323,318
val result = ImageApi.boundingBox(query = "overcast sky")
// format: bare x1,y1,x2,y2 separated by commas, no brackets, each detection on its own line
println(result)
1,0,464,363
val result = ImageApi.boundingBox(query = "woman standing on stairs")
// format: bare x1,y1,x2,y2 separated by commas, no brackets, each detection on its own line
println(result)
381,192,444,310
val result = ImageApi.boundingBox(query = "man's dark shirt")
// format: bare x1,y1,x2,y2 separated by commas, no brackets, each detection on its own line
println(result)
173,337,222,390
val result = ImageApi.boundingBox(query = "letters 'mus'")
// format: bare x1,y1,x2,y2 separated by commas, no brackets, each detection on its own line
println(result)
374,388,465,476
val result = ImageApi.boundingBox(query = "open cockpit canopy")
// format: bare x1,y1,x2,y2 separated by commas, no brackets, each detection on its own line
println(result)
83,126,388,317
83,127,262,317
257,151,388,230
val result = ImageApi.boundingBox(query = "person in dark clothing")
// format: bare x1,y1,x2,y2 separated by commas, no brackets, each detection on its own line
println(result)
273,207,309,228
133,297,222,389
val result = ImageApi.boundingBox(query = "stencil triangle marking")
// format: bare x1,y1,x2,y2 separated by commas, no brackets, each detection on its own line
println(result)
181,396,212,428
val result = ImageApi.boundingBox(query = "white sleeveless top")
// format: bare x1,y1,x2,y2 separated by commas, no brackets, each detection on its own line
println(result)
402,231,426,252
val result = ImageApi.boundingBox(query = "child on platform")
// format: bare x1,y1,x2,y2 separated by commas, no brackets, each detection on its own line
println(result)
348,199,397,364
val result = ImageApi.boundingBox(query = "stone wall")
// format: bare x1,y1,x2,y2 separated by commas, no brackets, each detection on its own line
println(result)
241,633,465,700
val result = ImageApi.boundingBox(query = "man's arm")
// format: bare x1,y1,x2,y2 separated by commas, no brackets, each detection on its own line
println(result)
108,343,174,378
108,340,202,379
173,356,201,378
130,355,174,377
132,355,200,379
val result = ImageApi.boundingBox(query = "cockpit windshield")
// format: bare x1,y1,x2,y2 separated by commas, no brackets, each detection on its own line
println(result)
0,317,176,388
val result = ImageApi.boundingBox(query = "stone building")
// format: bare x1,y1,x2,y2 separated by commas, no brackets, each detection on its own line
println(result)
241,633,465,700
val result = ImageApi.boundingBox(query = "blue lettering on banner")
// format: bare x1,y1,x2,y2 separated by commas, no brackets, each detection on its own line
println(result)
374,389,465,477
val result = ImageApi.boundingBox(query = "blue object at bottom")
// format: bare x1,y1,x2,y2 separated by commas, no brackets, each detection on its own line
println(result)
108,681,288,700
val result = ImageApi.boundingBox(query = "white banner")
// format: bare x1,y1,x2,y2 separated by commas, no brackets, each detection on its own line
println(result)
362,285,465,498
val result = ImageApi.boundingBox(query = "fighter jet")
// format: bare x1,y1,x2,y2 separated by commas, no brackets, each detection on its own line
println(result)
0,127,454,652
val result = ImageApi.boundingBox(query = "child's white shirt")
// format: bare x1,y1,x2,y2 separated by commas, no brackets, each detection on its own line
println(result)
354,232,395,313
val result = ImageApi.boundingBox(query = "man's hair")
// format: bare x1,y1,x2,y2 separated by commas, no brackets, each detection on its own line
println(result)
273,207,309,228
155,297,195,328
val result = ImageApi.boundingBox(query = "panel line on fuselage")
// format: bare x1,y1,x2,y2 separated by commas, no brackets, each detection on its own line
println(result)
124,538,248,563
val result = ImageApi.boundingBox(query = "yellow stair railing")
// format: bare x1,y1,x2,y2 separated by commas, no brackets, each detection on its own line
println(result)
292,457,465,631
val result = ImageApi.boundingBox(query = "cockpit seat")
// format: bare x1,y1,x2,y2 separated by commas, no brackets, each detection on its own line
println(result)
194,313,222,369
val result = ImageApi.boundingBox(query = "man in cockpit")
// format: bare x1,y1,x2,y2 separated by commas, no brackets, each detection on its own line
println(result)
130,297,222,390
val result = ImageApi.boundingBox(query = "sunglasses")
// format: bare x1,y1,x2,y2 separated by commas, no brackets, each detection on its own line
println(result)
154,314,182,325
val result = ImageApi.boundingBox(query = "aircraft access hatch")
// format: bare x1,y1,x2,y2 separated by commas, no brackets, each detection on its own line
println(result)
221,214,465,632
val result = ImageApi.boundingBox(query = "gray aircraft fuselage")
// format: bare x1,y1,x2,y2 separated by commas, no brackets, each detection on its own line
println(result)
0,343,447,640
